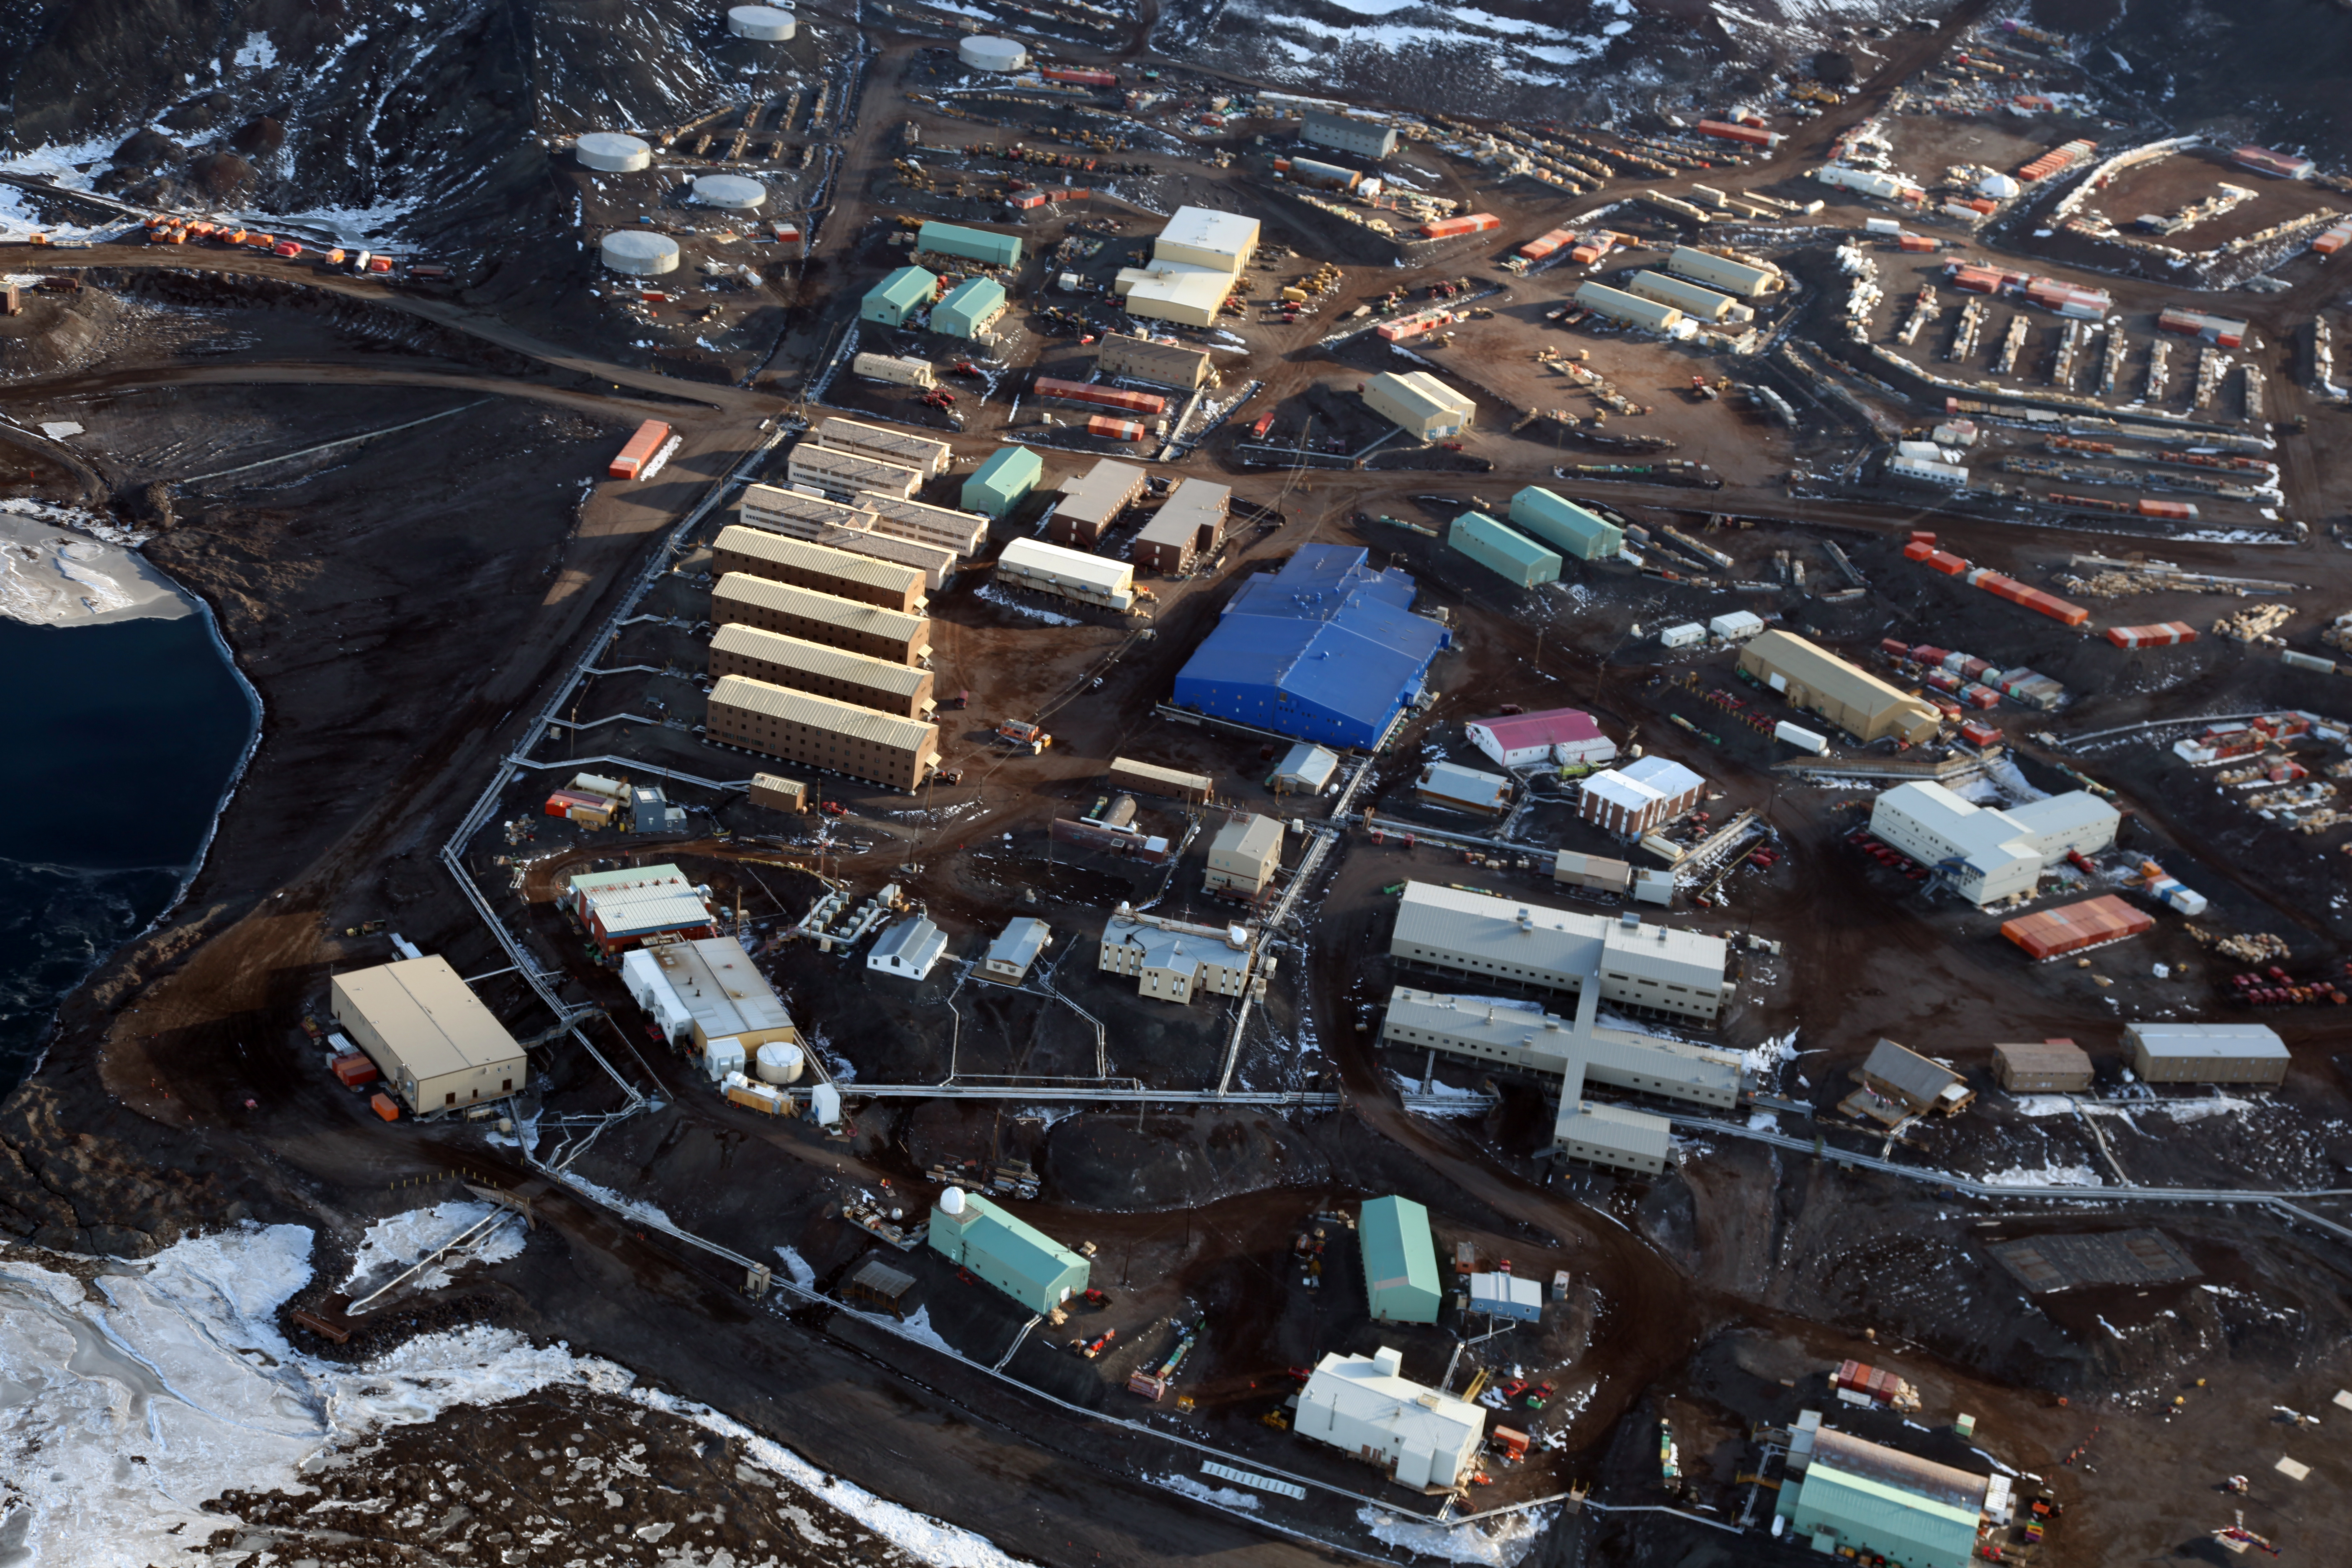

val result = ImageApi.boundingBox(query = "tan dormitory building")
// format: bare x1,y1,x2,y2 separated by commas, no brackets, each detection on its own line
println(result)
733,484,955,590
860,492,990,557
787,442,923,500
1132,478,1231,575
1045,458,1148,547
709,623,937,720
706,674,941,793
1204,812,1283,897
712,525,929,615
816,417,952,478
712,572,931,666
1735,629,1940,746
1096,332,1214,390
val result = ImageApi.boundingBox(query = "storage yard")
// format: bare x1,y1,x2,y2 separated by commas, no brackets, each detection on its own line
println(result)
13,3,2352,1568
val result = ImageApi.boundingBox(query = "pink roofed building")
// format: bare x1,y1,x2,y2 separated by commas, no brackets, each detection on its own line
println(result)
1464,708,1619,771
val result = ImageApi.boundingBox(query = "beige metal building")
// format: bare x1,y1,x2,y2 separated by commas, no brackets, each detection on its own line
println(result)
787,443,923,500
1571,281,1685,333
748,772,809,812
817,417,952,478
1388,882,1730,1024
739,482,879,539
1736,630,1940,745
813,523,955,592
1132,478,1230,574
1205,813,1283,897
1992,1039,2094,1093
712,526,929,614
331,956,528,1114
2123,1023,2290,1086
709,623,936,719
1097,332,1213,390
1045,458,1148,547
1362,371,1475,440
861,492,989,557
996,537,1137,611
1109,756,1212,803
712,572,931,666
1665,245,1781,298
706,674,941,792
1154,206,1260,275
1623,270,1754,324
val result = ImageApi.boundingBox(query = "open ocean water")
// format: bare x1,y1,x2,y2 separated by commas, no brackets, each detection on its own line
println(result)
0,612,257,1095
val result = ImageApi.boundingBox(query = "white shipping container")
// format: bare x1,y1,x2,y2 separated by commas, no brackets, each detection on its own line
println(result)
1865,217,1903,236
1708,610,1766,641
852,352,936,388
1660,622,1707,649
1774,720,1828,753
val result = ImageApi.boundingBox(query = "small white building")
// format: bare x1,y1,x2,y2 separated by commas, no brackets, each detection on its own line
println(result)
1465,708,1616,771
979,917,1051,985
1295,1348,1487,1492
1579,756,1707,838
1709,610,1766,642
1660,622,1707,649
1869,783,2120,906
1417,761,1513,817
868,915,949,980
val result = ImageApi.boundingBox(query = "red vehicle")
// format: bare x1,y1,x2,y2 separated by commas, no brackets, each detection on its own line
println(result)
949,361,985,377
271,240,302,258
1248,411,1276,438
818,801,847,818
1498,1379,1530,1402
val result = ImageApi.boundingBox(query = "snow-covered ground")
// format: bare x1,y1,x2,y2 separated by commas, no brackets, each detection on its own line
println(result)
0,508,189,627
0,1221,1032,1568
1356,1501,1556,1566
340,1198,526,1297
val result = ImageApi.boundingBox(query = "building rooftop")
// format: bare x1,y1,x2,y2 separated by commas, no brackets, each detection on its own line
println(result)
2122,1022,2290,1060
1469,707,1608,757
714,526,926,599
712,573,928,642
1393,882,1729,991
985,916,1052,972
1054,458,1147,524
567,865,714,941
869,914,949,975
998,536,1137,594
1366,369,1474,424
632,936,794,1044
1209,812,1283,866
1742,630,1932,725
1583,756,1705,816
1155,205,1260,262
936,1190,1084,1284
333,957,522,1078
1860,1037,1963,1107
708,674,938,750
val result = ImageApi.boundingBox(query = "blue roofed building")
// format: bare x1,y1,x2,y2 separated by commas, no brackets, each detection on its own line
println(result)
1171,545,1448,750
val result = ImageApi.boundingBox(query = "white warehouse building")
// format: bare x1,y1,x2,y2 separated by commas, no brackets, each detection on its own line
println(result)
1869,782,2121,906
1294,1347,1486,1491
1389,882,1731,1024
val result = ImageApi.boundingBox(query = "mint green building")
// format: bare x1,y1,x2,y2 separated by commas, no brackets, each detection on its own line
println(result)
861,266,938,328
928,1189,1089,1313
933,276,1009,338
1509,486,1623,561
1449,510,1561,588
916,221,1024,268
1359,1194,1443,1324
962,446,1043,518
1776,1421,1991,1568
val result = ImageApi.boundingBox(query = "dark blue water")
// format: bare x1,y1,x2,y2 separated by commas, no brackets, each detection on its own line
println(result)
0,611,258,1094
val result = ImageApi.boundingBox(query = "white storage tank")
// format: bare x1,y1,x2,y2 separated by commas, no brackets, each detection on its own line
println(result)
576,132,652,172
601,230,681,275
959,35,1029,72
692,173,767,210
727,4,796,39
809,1080,843,1126
704,1036,747,1082
755,1039,804,1084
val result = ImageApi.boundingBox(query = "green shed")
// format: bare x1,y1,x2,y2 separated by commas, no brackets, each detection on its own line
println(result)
1359,1195,1442,1324
928,1189,1089,1313
917,221,1024,268
1449,510,1562,588
962,446,1043,518
1509,486,1623,561
934,276,1008,338
862,266,938,328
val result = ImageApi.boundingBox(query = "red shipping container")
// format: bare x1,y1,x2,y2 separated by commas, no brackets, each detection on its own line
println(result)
1908,529,1937,544
1034,376,1166,415
1926,669,1963,693
2138,498,2198,520
2001,895,2153,960
1910,645,1950,665
1086,415,1145,441
1916,548,1969,575
1927,694,1963,718
1963,685,2001,709
1879,637,1911,658
545,789,607,818
1898,234,1941,253
1010,192,1048,210
609,419,672,479
1697,120,1779,148
1419,212,1501,239
1960,719,2001,746
331,1052,379,1087
371,1093,402,1122
1042,66,1117,86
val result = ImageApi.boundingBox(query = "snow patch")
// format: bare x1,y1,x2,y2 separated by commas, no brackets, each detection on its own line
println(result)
1357,1503,1555,1566
342,1199,524,1295
1156,1472,1262,1509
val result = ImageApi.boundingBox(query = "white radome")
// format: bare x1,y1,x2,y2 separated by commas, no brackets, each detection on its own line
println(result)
1976,172,2021,200
600,230,681,275
727,5,796,40
575,132,652,172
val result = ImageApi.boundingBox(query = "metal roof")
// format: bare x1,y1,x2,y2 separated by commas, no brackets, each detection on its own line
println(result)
966,445,1043,494
2122,1023,2289,1061
788,443,924,494
1450,511,1558,572
864,265,937,312
1273,742,1339,791
1138,477,1230,548
869,914,949,974
641,936,794,1043
710,623,930,699
709,674,938,750
859,492,989,555
1469,707,1608,757
950,1191,1086,1285
567,865,714,941
1155,205,1260,263
1742,630,1932,727
1419,761,1511,807
332,957,523,1079
1558,1099,1671,1165
712,573,927,642
813,523,956,588
1365,370,1474,425
1054,457,1148,525
1358,1195,1442,1303
740,482,877,535
817,417,952,475
714,525,926,598
1209,812,1283,867
1583,756,1705,814
1793,1463,1982,1567
1807,1428,1988,1514
1380,987,1742,1104
1509,487,1621,557
1861,1038,1963,1105
985,916,1052,970
2003,791,2120,842
1393,882,1728,993
998,536,1136,594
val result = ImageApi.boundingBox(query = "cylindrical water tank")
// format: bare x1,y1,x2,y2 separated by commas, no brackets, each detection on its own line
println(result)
601,230,681,275
959,35,1029,72
727,4,796,39
755,1039,804,1084
576,132,652,172
941,1186,967,1215
810,1080,843,1126
692,173,767,211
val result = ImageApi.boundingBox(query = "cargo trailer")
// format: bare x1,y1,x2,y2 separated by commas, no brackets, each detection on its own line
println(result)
609,420,674,480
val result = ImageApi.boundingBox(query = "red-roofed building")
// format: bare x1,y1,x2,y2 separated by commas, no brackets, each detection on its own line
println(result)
1465,708,1619,771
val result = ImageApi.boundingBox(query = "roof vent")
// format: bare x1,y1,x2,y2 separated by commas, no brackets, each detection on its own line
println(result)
1620,912,1640,929
1516,908,1533,931
1371,1346,1404,1378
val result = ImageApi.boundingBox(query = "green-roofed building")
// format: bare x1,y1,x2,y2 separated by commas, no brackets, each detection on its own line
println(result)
1449,510,1561,588
1359,1194,1442,1324
962,445,1043,518
862,266,938,328
934,276,1009,338
1509,487,1623,561
1776,1420,1992,1568
928,1189,1089,1312
917,221,1024,268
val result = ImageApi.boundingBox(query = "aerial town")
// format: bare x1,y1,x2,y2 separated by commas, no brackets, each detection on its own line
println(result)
1,2,2350,1565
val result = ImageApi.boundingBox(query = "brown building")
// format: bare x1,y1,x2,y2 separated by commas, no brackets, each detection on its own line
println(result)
1991,1039,2094,1093
747,772,809,812
709,623,936,719
1044,458,1147,547
816,417,952,478
706,674,941,793
859,492,989,557
738,483,877,540
712,572,930,666
814,523,956,592
712,526,928,615
1132,477,1231,575
1096,331,1214,390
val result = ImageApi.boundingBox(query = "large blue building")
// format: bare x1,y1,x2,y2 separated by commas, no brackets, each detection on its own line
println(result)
1171,545,1448,749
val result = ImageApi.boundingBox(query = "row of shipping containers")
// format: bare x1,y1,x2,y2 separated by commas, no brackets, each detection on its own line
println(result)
1900,538,2092,627
2106,622,2198,648
1418,212,1500,240
2014,138,2097,183
2001,894,2153,961
2156,305,2249,348
1032,376,1166,415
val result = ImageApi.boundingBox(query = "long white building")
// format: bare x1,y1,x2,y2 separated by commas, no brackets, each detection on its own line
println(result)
1868,783,2120,906
1389,882,1731,1024
1294,1347,1485,1491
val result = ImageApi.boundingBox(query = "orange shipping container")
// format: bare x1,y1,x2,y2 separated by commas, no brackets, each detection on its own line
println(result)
1035,376,1166,415
609,419,673,479
2000,895,2152,961
2137,498,2197,520
1419,213,1501,239
371,1092,402,1122
331,1052,379,1087
1086,415,1145,441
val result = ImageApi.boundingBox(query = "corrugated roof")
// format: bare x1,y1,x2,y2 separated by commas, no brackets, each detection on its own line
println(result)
818,418,952,473
998,536,1136,593
333,957,524,1079
1366,370,1474,424
1994,1039,2091,1075
1420,761,1510,805
2123,1023,2289,1061
711,623,930,698
985,916,1052,969
859,492,989,554
1209,813,1283,866
740,483,877,534
789,444,924,493
569,866,715,940
645,936,794,1042
1559,1099,1671,1164
967,445,1043,492
709,674,939,749
814,524,955,585
712,573,927,641
871,914,948,972
1743,630,1931,726
715,525,926,597
1795,1464,1981,1564
1359,1195,1441,1302
1807,1429,1988,1513
955,1191,1086,1285
1861,1038,1962,1105
864,266,937,310
1137,478,1230,547
1055,457,1148,524
1470,707,1607,755
1452,511,1559,570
